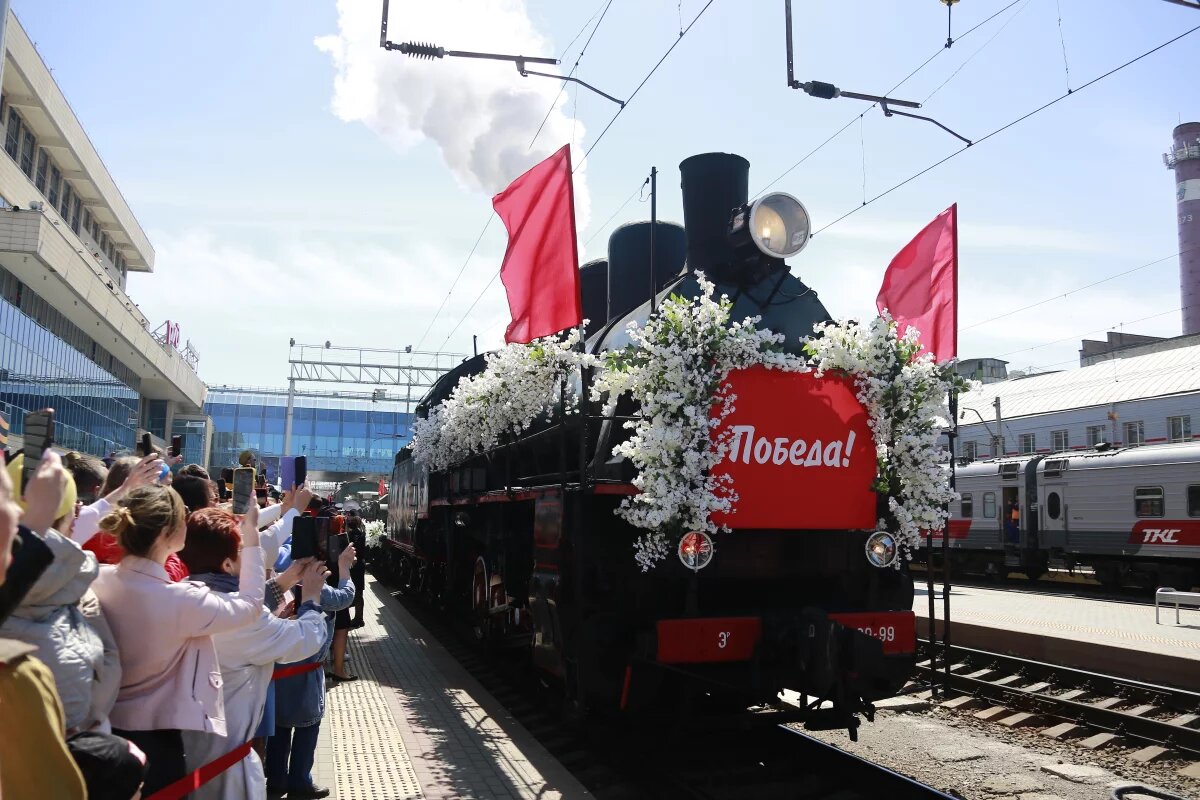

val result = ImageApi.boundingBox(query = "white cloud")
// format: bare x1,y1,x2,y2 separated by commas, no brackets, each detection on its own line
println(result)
126,229,510,386
314,0,590,229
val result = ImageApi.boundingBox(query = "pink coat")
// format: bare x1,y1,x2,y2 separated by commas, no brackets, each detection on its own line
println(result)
91,547,264,736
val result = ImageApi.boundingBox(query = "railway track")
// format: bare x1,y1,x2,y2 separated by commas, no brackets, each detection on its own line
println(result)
378,575,954,799
915,641,1200,766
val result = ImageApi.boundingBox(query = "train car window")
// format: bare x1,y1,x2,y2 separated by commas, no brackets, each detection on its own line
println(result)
983,492,996,519
960,493,973,518
1188,485,1200,517
1046,492,1061,520
1135,487,1164,518
1043,459,1068,477
999,463,1020,480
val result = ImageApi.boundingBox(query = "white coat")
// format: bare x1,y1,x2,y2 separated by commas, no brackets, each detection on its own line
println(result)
181,598,327,800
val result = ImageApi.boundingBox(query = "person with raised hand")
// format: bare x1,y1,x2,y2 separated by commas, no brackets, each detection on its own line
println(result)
179,508,329,800
72,454,163,545
265,521,356,800
80,454,191,581
0,452,88,800
0,451,121,737
92,486,265,796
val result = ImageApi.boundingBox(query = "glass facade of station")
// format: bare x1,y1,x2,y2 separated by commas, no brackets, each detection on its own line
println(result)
0,264,140,457
204,388,411,478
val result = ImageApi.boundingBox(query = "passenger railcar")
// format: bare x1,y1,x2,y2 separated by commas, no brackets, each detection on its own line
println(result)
935,442,1200,589
378,153,918,735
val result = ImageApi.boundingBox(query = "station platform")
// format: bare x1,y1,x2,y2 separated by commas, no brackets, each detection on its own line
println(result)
914,584,1200,690
308,579,589,799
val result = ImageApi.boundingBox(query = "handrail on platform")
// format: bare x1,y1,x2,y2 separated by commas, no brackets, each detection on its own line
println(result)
1155,587,1200,624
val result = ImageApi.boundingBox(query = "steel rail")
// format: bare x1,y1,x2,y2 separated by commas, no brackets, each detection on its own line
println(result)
916,642,1200,756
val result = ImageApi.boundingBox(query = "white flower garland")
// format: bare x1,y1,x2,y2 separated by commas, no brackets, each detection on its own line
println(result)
411,327,593,471
592,274,807,571
806,313,959,559
408,283,955,573
363,519,386,550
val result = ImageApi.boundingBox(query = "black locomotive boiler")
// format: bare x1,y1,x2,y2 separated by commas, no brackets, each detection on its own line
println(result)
378,153,918,735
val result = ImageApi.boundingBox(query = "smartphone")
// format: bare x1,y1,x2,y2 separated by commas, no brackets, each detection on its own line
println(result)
280,457,296,492
327,531,348,586
170,435,183,458
290,516,317,560
21,409,54,494
294,455,307,488
140,433,153,458
231,467,255,515
0,527,55,626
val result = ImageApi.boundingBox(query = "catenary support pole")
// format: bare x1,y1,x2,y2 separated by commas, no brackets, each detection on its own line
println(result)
649,167,657,314
284,378,295,457
944,388,958,694
926,510,938,695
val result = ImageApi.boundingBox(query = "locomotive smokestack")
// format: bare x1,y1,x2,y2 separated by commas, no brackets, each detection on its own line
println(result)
1166,122,1200,335
679,153,750,282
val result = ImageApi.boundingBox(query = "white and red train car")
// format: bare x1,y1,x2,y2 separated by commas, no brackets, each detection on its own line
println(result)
930,442,1200,589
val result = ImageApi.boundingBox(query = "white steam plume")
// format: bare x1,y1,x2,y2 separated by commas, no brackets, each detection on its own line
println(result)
315,0,591,228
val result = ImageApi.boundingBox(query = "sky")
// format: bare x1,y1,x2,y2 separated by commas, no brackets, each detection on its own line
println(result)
10,0,1200,391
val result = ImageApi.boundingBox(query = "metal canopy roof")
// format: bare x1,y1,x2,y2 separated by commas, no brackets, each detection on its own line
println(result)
958,343,1200,420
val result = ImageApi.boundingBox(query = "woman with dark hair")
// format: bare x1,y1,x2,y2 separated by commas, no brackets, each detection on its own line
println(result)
345,513,367,628
178,508,328,800
92,486,265,795
172,474,217,514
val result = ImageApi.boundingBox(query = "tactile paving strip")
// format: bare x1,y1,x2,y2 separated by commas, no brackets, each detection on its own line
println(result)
324,618,424,800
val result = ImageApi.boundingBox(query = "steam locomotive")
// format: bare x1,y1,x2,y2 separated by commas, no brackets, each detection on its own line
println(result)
378,153,918,734
931,442,1200,590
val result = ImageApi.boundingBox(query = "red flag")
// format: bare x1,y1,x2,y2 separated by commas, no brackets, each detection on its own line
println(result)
377,478,387,497
876,204,958,362
493,145,582,344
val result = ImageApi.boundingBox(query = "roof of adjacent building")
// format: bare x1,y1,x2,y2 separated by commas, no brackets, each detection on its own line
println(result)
958,342,1200,420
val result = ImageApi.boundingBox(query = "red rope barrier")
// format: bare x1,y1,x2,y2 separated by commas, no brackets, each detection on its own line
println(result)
142,661,325,799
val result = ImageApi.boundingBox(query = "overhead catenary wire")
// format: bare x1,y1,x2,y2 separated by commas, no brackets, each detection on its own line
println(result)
576,0,718,170
754,0,1027,198
812,20,1200,237
959,247,1197,332
529,0,615,150
584,179,648,247
444,5,718,349
921,0,1036,105
993,306,1184,359
1055,0,1072,92
412,215,495,352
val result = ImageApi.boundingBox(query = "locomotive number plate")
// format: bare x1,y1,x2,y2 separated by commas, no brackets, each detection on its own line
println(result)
828,611,916,655
656,617,762,664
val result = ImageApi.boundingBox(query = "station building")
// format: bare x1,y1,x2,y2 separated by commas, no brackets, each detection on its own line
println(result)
203,386,411,483
955,334,1200,461
0,9,206,458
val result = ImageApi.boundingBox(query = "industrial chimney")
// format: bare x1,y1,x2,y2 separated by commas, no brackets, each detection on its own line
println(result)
1166,122,1200,335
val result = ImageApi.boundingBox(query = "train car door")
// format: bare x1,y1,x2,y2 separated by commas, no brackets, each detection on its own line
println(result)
1001,487,1020,547
1042,485,1067,542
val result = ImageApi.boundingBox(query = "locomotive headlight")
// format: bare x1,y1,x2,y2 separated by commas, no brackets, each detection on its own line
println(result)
728,192,811,261
865,531,898,568
678,531,714,571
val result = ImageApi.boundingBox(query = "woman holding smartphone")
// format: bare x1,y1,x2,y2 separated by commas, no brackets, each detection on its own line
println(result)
92,486,265,795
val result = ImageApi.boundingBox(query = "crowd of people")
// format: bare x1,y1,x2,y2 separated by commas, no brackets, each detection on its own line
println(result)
0,444,371,799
